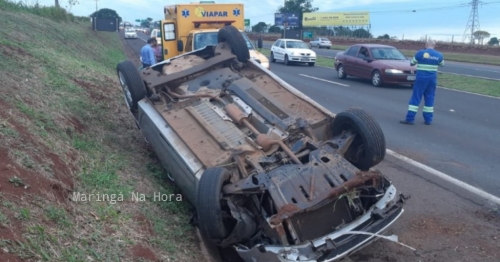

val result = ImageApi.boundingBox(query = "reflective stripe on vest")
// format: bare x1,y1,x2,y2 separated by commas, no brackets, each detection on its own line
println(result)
417,64,438,71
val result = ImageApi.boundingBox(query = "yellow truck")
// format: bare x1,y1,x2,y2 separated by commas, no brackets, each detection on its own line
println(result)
159,1,269,69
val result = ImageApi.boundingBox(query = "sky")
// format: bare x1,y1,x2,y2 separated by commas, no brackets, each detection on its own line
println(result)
34,0,500,42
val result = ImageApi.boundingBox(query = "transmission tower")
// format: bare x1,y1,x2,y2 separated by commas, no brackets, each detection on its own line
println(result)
462,0,481,44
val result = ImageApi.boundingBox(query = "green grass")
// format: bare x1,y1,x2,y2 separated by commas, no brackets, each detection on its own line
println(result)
437,73,500,97
259,49,500,97
0,5,205,262
263,41,500,66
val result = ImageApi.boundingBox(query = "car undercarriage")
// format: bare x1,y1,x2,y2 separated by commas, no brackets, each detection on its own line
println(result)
116,25,408,262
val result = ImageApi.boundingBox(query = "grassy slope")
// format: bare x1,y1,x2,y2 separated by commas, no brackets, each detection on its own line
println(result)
260,49,500,97
0,8,204,262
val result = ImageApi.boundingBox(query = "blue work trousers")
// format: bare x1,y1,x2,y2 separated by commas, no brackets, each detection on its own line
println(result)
405,76,437,123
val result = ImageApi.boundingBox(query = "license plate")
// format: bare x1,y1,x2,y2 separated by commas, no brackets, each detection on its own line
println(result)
301,58,309,61
407,76,416,81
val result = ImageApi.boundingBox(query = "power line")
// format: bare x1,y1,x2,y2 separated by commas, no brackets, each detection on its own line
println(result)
462,0,481,44
245,1,500,20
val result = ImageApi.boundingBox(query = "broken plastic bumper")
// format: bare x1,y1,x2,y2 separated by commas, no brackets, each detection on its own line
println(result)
235,184,405,262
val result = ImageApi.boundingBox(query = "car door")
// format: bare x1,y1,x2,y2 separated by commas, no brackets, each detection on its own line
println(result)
137,108,197,203
271,40,281,59
343,46,360,76
278,40,286,60
356,46,374,79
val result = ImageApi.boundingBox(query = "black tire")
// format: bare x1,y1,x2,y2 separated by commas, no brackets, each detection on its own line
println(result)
371,70,383,87
270,52,276,63
217,25,250,63
308,62,315,66
197,167,235,243
337,64,347,79
284,55,290,66
332,107,386,170
116,60,146,111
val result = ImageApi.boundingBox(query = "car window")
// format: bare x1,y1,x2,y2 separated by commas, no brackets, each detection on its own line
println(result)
193,31,255,50
286,41,309,49
280,41,285,48
370,47,407,60
274,40,281,47
358,47,369,58
346,46,360,56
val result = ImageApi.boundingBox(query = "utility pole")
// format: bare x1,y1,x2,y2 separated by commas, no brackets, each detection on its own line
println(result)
95,0,98,12
462,0,481,44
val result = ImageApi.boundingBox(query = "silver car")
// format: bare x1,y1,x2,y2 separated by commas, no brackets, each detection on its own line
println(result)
116,25,407,262
310,37,332,49
124,28,137,39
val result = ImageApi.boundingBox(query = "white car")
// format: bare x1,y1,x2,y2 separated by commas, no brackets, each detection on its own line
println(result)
150,29,161,45
270,39,316,66
124,28,137,39
309,37,332,49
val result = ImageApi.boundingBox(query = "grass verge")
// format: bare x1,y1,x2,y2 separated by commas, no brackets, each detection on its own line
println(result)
0,7,204,262
259,49,500,97
263,41,500,66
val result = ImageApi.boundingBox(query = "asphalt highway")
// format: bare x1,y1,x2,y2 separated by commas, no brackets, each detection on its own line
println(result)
124,32,500,198
261,42,500,80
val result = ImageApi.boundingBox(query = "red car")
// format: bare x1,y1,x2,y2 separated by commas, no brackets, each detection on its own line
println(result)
334,44,417,87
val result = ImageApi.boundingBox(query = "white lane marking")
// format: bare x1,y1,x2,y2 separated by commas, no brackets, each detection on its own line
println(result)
296,73,500,100
450,109,455,112
437,85,500,100
474,68,500,73
386,149,500,205
299,74,350,86
440,71,500,81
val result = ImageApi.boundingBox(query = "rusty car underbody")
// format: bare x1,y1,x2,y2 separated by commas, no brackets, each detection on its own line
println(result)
116,25,407,262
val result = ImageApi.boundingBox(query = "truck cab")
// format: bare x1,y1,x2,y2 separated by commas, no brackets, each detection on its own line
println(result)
158,1,270,69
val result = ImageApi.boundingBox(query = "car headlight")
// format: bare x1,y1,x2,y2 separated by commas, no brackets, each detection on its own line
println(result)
385,69,403,74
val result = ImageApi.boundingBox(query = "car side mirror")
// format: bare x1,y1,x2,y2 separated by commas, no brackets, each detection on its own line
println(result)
177,40,184,52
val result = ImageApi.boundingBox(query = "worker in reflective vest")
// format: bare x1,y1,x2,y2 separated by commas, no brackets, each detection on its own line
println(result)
400,40,444,125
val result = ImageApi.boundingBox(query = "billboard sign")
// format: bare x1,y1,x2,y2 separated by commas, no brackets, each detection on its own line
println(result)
274,13,299,27
244,19,250,26
302,12,370,26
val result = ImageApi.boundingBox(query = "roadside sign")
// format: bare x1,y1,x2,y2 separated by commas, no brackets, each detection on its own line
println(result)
303,31,313,38
244,19,250,26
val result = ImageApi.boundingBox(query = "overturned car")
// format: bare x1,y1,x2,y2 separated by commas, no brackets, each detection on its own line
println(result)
116,25,407,262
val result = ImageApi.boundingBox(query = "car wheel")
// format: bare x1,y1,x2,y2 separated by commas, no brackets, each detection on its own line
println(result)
308,62,315,66
217,25,250,63
337,64,347,79
197,167,236,244
331,107,386,171
371,70,383,87
284,55,290,66
116,60,146,112
270,51,276,63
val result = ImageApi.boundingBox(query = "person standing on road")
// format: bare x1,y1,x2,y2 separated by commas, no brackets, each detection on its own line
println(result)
400,40,444,125
140,37,157,68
